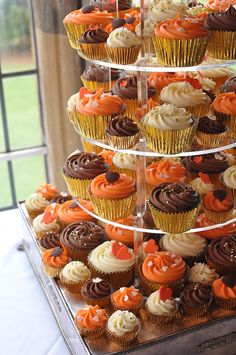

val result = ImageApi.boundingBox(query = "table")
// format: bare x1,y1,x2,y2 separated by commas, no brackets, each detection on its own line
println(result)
0,209,70,355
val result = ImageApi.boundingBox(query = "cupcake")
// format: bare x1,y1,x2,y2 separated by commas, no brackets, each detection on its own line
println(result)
112,152,136,179
33,211,60,239
222,165,236,201
89,171,136,220
146,286,179,325
204,0,236,12
88,240,135,288
148,183,201,234
63,6,113,49
111,286,143,315
38,231,61,254
98,149,115,169
81,277,112,307
60,221,104,262
206,235,236,274
220,75,236,93
139,252,186,296
160,232,206,265
196,213,236,239
105,215,135,246
62,151,109,199
50,192,72,205
105,27,141,64
199,65,236,93
135,98,158,123
204,6,236,60
189,173,215,196
196,116,227,148
149,0,187,23
106,115,140,149
36,184,58,201
59,261,90,293
191,73,216,94
106,310,140,346
90,0,132,17
153,16,208,67
42,247,70,278
143,239,159,259
81,64,122,91
189,263,218,285
181,283,213,317
212,275,236,309
147,72,185,98
213,92,236,139
75,305,107,339
203,189,233,223
78,27,108,60
57,200,94,228
25,192,49,219
105,14,140,34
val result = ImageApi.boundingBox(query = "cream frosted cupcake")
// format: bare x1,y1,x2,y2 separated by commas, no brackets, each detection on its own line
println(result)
59,261,91,293
33,212,60,239
192,74,216,93
113,152,136,179
189,263,218,285
199,65,236,93
222,166,236,202
88,240,135,288
25,192,49,219
106,27,141,64
189,173,215,197
106,310,140,346
149,0,187,23
141,103,197,154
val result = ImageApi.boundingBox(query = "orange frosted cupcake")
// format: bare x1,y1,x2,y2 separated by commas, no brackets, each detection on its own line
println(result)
89,171,136,220
104,13,139,34
212,276,236,309
105,215,135,246
139,252,186,296
213,92,236,139
203,189,233,223
63,6,113,49
57,200,94,228
148,72,185,97
42,247,70,278
195,213,236,239
36,184,58,201
111,286,143,315
153,16,208,67
204,0,236,12
75,305,107,339
98,150,115,169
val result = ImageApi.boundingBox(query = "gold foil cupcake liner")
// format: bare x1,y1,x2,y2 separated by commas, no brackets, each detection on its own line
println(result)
63,22,90,49
89,191,136,220
113,166,136,180
111,296,143,316
141,121,197,154
80,77,116,92
43,263,62,278
146,304,181,326
181,299,212,317
106,131,141,150
61,171,91,200
141,37,155,55
76,323,106,340
81,291,111,308
207,30,236,60
106,322,140,346
203,207,233,224
105,45,141,65
81,138,103,154
152,36,208,67
78,42,107,60
123,98,139,120
214,293,236,310
59,274,85,293
147,199,202,234
196,130,228,149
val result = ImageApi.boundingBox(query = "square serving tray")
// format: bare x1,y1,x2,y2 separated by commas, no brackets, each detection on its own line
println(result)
18,201,236,355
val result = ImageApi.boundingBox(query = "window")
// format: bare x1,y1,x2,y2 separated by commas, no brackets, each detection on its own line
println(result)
0,0,48,210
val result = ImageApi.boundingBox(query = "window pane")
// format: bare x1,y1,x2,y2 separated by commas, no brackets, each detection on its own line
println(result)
3,75,43,150
0,162,12,208
12,155,46,201
0,111,6,152
0,0,35,73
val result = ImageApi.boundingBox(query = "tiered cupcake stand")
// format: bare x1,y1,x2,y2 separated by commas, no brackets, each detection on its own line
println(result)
19,2,236,354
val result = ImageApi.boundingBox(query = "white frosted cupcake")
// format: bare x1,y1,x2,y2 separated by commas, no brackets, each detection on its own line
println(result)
106,310,140,346
189,173,215,196
189,263,218,285
149,0,187,23
113,152,136,179
25,192,49,219
193,74,216,93
33,212,60,239
222,165,236,202
59,261,90,293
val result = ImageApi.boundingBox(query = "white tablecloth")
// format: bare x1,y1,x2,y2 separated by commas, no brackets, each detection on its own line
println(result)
0,209,70,355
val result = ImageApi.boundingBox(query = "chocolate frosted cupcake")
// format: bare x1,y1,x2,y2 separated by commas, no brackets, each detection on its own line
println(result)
181,283,212,317
81,64,122,91
39,231,61,253
206,235,236,275
62,151,109,199
78,27,108,60
82,277,112,307
60,221,104,263
50,192,72,204
148,183,201,233
106,115,140,149
196,116,227,148
220,76,236,93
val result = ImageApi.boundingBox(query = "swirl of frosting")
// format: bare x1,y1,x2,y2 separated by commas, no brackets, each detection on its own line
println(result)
106,116,139,137
189,176,215,195
107,310,139,336
82,64,122,82
213,92,236,115
112,75,156,99
183,153,228,174
61,261,90,282
213,277,236,299
63,151,108,179
204,189,232,211
189,263,218,284
142,252,186,283
193,75,216,92
197,116,226,134
161,233,206,257
75,305,107,330
146,159,186,186
25,192,49,212
142,103,193,131
88,241,135,272
76,89,124,116
204,0,236,12
112,286,143,308
61,221,103,250
207,235,236,268
36,184,58,200
106,27,140,48
90,0,131,12
98,150,115,167
205,5,236,31
57,200,94,225
181,284,212,306
105,215,135,244
33,213,60,235
79,27,108,43
113,152,136,171
64,8,113,25
200,65,236,79
148,72,185,92
150,182,200,213
160,82,208,107
146,289,176,315
149,0,187,23
82,277,112,298
196,213,236,238
42,247,70,268
90,173,135,199
39,232,61,250
105,12,140,34
51,192,72,204
220,76,236,93
222,166,236,188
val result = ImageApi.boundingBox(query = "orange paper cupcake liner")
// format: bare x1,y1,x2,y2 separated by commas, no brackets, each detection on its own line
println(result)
43,262,62,278
206,30,236,60
59,274,85,293
78,42,107,60
105,45,141,65
111,296,143,316
146,304,181,326
61,171,91,200
106,131,141,150
75,323,106,340
106,322,140,346
203,207,233,224
80,77,116,92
